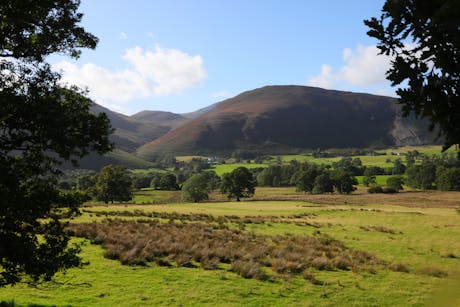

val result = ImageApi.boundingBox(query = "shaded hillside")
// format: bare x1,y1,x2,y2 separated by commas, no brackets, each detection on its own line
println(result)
68,149,154,170
131,110,188,129
90,104,169,152
138,86,436,158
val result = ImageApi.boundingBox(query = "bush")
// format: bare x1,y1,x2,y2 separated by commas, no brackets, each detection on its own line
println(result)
386,176,404,191
368,185,383,194
382,187,397,194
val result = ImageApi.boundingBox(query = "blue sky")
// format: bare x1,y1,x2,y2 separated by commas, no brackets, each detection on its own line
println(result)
50,0,394,115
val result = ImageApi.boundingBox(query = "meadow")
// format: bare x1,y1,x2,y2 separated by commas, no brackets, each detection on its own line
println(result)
1,187,459,306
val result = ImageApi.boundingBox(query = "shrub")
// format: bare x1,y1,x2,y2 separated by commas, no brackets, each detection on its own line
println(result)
386,176,404,191
389,262,410,273
418,266,448,278
368,185,383,193
68,221,381,281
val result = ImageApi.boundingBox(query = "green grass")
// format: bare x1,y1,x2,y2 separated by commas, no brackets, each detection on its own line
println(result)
356,175,393,185
2,189,460,306
107,149,155,168
212,163,267,176
275,145,458,168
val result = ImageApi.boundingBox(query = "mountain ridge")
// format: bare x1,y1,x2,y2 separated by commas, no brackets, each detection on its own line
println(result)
136,85,437,158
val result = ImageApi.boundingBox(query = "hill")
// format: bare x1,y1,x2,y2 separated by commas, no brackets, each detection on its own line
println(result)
90,104,170,153
131,110,188,129
137,85,436,158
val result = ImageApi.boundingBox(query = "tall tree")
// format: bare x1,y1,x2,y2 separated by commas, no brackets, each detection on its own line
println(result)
182,173,212,203
92,165,133,204
220,167,256,201
365,0,460,154
0,0,112,286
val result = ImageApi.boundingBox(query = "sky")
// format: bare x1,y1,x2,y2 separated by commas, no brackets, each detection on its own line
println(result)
49,0,394,115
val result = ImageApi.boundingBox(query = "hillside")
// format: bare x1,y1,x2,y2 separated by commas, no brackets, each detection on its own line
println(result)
90,104,170,153
131,110,188,129
137,85,436,158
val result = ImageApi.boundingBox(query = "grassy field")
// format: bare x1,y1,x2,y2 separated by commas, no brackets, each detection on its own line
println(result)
2,187,459,306
274,145,457,168
356,175,393,185
212,163,267,176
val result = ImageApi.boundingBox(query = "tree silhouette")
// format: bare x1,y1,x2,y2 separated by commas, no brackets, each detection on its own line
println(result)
0,0,112,285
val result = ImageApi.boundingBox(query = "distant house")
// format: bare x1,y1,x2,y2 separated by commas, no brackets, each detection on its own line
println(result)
207,156,221,164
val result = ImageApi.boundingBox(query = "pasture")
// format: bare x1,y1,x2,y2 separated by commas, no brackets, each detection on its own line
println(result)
1,187,459,306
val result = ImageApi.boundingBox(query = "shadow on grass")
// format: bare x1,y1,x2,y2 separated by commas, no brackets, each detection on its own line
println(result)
0,301,52,307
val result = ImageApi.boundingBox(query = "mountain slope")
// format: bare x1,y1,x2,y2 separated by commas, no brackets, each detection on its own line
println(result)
90,104,170,152
137,85,436,158
131,110,188,129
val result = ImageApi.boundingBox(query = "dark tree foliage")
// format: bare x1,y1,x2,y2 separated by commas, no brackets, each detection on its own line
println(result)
405,162,437,190
386,176,405,191
294,165,320,193
392,159,406,175
158,173,180,191
365,0,460,153
332,157,364,176
220,167,256,201
331,169,358,194
436,167,460,191
362,174,377,187
257,165,297,187
182,173,212,203
312,173,334,194
92,165,133,204
0,0,112,286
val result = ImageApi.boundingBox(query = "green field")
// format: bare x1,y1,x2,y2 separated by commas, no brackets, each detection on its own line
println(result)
2,187,459,306
356,175,393,185
276,145,457,168
212,163,267,176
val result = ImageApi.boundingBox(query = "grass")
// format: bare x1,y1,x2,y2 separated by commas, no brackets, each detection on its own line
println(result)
356,175,393,185
2,188,460,306
274,145,458,168
212,163,267,176
175,155,208,162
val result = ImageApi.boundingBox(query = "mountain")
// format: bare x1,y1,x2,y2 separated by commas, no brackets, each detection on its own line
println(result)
180,102,219,119
131,110,188,129
137,85,436,158
90,104,170,152
69,104,170,170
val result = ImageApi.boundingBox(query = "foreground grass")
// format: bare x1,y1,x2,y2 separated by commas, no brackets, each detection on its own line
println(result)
2,189,460,306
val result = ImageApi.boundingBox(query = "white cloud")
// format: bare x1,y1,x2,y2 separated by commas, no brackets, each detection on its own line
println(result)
123,46,207,95
53,61,151,102
308,45,392,90
120,32,128,40
308,64,334,89
52,46,207,109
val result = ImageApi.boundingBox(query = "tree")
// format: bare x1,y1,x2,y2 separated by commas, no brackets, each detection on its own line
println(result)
392,159,406,175
294,164,320,193
436,167,460,191
405,162,436,189
220,167,256,201
386,176,405,192
182,173,212,202
158,173,179,191
0,0,112,286
365,0,460,154
92,165,133,204
312,173,334,194
331,169,358,194
362,174,377,187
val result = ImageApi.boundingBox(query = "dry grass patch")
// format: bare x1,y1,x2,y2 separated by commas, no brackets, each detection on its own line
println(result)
68,220,380,281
